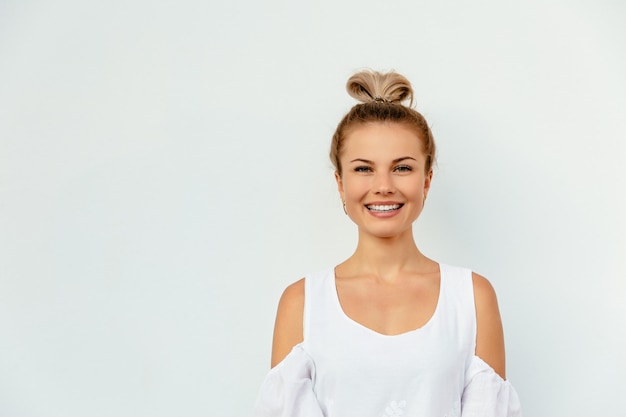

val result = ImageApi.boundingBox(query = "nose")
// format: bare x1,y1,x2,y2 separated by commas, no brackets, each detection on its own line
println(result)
374,171,395,195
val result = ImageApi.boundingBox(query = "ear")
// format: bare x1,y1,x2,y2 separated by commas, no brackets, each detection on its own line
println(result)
423,169,433,198
335,171,345,199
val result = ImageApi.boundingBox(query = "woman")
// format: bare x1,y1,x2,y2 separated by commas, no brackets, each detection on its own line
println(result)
255,70,521,417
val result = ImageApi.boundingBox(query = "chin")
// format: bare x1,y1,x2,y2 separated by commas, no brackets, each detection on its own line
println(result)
364,227,411,239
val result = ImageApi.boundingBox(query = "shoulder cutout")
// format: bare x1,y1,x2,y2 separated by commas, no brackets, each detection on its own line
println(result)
270,278,305,368
472,272,506,379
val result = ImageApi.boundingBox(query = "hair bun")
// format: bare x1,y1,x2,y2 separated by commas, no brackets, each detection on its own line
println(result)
346,69,414,106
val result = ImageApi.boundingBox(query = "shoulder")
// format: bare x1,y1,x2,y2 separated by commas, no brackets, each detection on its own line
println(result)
472,272,499,310
277,278,305,314
471,272,507,379
271,278,305,368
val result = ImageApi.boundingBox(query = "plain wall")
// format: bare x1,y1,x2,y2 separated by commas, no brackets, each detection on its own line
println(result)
1,0,625,416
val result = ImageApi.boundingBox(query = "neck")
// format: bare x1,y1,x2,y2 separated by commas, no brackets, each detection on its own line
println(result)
341,229,432,280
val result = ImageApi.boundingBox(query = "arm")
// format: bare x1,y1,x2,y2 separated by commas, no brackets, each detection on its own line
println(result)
460,274,522,416
270,278,305,368
472,272,506,379
256,278,325,417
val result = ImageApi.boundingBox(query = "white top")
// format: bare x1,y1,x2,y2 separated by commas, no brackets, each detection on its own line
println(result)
254,264,522,417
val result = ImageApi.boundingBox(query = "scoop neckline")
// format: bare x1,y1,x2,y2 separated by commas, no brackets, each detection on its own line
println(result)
330,263,444,338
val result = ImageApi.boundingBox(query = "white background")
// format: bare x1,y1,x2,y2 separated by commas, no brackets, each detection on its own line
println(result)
1,0,625,416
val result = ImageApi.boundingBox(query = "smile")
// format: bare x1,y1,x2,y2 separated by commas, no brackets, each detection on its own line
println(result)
366,204,403,212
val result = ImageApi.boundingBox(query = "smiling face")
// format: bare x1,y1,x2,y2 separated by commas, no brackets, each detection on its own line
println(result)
336,122,432,239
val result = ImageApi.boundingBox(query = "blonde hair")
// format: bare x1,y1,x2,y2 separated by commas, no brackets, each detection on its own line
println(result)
330,69,436,175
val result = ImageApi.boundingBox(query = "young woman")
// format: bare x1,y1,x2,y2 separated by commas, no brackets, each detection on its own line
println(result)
254,70,521,417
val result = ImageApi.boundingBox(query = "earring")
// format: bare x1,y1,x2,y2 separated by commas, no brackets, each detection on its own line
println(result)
342,200,347,215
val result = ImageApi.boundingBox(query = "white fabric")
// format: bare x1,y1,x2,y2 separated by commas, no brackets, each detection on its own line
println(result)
461,356,522,417
254,345,323,417
254,264,522,417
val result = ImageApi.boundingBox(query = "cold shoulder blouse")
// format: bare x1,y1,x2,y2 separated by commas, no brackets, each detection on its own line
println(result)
254,264,522,417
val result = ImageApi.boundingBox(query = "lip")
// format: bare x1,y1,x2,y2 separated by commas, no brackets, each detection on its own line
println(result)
366,201,404,207
365,201,404,218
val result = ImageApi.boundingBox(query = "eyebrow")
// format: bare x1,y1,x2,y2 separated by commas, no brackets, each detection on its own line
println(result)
349,156,417,164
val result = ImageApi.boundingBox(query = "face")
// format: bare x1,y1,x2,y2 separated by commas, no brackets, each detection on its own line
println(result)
335,122,432,239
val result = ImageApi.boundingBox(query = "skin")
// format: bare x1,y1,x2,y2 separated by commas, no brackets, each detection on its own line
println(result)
271,122,506,379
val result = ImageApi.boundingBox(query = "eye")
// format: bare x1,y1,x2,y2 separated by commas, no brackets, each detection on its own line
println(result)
393,165,413,173
354,166,373,173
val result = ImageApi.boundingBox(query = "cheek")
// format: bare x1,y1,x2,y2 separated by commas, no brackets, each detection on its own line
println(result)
399,177,425,193
342,179,369,199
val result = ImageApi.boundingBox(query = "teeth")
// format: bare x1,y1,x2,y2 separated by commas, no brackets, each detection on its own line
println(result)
367,204,401,212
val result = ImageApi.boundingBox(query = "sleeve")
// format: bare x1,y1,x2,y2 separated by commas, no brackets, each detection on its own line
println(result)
253,344,325,417
461,356,522,417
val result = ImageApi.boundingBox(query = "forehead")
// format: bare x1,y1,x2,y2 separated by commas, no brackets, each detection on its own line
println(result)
342,123,425,161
